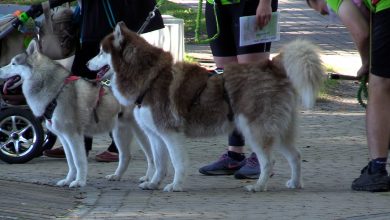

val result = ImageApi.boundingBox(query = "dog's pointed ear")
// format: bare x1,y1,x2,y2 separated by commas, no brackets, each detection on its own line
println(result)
26,39,39,55
113,21,125,48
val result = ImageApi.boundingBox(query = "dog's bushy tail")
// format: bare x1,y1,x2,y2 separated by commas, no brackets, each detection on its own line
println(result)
280,39,324,109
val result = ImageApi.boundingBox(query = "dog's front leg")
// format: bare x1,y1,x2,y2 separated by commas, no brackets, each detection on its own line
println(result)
63,133,88,187
129,118,154,183
107,124,132,181
56,135,76,187
138,130,169,190
160,132,188,192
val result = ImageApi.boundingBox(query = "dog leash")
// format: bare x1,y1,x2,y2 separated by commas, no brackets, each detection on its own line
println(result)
137,0,165,34
195,0,220,43
102,0,116,29
212,69,234,122
357,3,376,109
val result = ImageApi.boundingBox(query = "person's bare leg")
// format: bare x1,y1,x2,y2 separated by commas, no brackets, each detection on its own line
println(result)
352,74,390,192
228,146,244,153
238,52,270,64
213,56,238,68
366,74,390,159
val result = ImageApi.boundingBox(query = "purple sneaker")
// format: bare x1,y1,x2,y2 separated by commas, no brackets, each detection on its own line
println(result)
234,153,274,179
199,152,244,175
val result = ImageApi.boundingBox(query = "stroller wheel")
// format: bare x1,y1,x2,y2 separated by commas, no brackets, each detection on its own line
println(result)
0,108,44,164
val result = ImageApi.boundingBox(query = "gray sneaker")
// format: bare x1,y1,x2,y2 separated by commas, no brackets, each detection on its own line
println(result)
199,152,244,175
234,153,275,179
234,153,260,179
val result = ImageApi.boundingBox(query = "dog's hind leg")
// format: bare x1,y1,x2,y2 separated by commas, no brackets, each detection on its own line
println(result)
56,135,77,187
63,133,88,188
279,143,302,189
106,124,133,181
238,119,273,192
279,124,303,189
160,132,188,192
245,135,274,192
139,129,169,190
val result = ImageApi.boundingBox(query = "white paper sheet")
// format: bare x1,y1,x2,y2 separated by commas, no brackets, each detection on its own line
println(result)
239,12,280,47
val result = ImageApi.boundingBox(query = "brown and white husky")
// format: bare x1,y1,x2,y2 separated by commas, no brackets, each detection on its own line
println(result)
88,22,324,192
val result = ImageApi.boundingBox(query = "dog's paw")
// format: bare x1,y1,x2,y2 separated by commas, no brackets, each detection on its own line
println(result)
106,174,121,181
139,181,159,190
163,183,184,192
69,180,86,188
139,176,149,183
56,179,72,187
286,179,303,189
245,184,267,192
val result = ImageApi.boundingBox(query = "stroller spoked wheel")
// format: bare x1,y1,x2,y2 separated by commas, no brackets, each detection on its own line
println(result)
0,108,44,164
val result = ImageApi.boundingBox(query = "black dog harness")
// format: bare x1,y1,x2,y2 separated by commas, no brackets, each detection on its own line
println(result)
40,75,80,123
205,69,234,121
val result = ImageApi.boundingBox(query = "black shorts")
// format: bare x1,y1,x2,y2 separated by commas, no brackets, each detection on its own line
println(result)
206,0,278,57
371,9,390,78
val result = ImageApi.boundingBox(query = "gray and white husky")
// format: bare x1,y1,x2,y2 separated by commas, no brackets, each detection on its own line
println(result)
0,39,154,187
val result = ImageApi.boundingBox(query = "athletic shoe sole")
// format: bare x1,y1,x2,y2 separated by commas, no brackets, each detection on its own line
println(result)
199,169,238,175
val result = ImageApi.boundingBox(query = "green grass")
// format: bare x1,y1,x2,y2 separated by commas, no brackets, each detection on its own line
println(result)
318,66,339,99
159,1,207,43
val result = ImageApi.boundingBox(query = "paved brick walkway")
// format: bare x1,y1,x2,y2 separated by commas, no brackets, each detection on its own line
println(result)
1,1,389,220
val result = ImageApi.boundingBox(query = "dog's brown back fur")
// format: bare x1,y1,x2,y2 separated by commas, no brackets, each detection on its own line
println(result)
223,60,296,137
170,62,232,136
102,23,297,139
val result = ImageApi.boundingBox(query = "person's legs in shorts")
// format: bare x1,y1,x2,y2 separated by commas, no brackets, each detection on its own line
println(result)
351,9,390,192
199,0,277,178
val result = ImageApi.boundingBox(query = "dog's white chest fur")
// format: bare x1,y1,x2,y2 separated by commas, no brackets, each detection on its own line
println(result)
111,74,135,106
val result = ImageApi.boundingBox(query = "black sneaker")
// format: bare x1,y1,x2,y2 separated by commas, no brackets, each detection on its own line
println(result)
351,163,390,192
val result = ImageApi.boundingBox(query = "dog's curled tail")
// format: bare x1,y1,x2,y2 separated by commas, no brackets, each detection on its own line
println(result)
280,39,325,109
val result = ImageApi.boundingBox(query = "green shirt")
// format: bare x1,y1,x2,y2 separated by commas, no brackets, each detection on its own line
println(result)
327,0,390,13
207,0,240,5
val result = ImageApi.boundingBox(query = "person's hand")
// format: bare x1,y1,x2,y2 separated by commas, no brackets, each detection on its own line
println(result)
357,63,369,79
256,0,272,29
